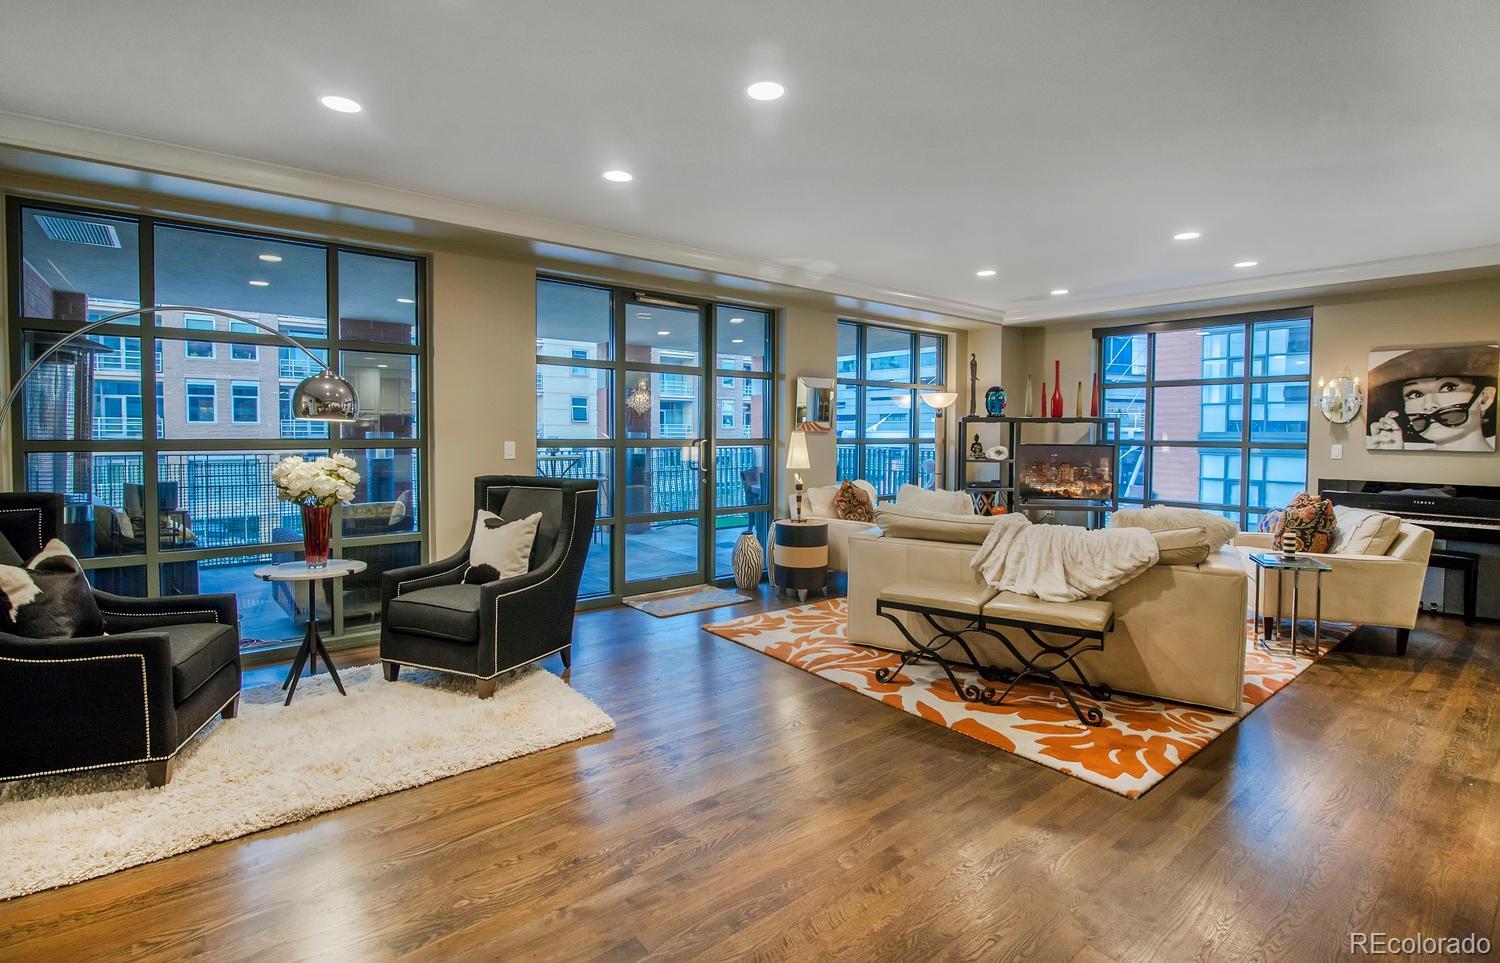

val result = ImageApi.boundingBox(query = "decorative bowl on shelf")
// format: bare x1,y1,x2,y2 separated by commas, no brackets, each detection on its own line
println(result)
983,445,1009,461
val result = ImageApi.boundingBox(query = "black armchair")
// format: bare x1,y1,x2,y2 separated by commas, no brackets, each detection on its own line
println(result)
379,475,598,697
0,493,242,787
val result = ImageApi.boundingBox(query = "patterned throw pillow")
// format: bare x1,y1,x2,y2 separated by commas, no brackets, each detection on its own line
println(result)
832,480,875,522
1271,493,1336,553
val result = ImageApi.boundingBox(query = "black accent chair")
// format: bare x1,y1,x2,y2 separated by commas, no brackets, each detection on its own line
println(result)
0,493,241,788
379,476,597,697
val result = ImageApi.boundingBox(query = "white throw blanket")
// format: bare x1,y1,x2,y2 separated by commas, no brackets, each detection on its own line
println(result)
969,514,1158,602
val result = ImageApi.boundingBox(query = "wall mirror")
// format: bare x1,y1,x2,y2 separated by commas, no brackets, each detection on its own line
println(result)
795,377,835,432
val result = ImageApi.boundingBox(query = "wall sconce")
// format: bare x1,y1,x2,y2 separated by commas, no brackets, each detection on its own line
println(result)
1317,368,1363,424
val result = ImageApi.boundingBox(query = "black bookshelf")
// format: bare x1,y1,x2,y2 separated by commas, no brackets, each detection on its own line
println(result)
957,415,1121,523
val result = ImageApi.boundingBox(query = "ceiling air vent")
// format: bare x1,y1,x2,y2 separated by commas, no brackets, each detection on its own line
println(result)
32,213,122,248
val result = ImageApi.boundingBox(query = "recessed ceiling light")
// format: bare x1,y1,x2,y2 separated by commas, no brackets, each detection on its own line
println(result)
976,269,997,277
396,297,415,304
657,330,671,336
602,169,633,183
1050,288,1070,296
1172,231,1202,241
319,95,362,114
1233,260,1259,268
729,317,744,323
636,312,652,319
376,364,388,369
731,338,744,344
258,253,282,263
746,81,786,101
248,279,270,287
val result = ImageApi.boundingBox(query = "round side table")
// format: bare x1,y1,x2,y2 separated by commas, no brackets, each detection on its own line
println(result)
254,559,367,705
771,518,829,601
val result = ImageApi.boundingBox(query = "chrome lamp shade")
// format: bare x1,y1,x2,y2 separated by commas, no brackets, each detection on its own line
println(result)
292,370,360,422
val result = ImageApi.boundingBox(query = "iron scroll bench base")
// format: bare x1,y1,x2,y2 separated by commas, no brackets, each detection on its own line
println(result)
874,595,1114,727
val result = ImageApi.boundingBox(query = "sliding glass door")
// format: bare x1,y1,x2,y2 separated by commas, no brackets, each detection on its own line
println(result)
536,278,774,601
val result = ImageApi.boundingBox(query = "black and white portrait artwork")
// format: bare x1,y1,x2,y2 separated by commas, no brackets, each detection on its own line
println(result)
1366,343,1499,452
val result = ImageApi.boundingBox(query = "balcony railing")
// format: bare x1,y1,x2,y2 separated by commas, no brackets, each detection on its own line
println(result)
92,415,143,439
280,419,330,439
536,445,769,516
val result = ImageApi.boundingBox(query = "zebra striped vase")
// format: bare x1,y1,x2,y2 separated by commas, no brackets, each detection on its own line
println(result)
732,530,765,590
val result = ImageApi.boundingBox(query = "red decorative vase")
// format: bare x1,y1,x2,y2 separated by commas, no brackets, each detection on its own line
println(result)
301,503,332,568
1050,360,1063,417
1089,373,1100,417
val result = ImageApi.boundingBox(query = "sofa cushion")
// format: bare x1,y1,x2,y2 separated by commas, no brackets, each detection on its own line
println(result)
895,484,975,516
1150,527,1211,566
1109,506,1239,553
386,584,483,642
832,480,876,522
110,622,238,703
1331,505,1402,556
874,505,999,544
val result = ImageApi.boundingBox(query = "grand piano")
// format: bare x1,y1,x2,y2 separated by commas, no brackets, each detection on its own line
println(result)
1320,478,1500,622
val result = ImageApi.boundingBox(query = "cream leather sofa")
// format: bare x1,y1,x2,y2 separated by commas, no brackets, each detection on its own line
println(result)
1231,521,1432,655
845,531,1250,711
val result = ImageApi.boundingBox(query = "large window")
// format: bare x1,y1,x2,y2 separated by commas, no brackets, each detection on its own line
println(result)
8,199,427,653
835,320,946,497
1096,309,1311,529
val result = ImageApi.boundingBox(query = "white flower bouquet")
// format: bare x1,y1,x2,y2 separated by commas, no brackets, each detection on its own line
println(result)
271,454,362,507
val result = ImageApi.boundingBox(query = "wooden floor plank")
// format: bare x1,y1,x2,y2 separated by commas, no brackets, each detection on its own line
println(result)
0,589,1494,962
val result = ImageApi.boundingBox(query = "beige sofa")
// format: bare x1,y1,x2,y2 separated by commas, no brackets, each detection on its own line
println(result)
1231,521,1432,654
793,482,973,572
845,531,1250,711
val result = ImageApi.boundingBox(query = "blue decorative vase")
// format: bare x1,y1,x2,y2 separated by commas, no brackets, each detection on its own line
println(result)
984,386,1007,416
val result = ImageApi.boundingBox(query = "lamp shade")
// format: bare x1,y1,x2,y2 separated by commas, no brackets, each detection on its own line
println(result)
785,430,811,470
292,369,360,422
919,391,958,409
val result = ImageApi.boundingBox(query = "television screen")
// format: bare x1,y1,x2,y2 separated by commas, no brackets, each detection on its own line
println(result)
1017,444,1114,503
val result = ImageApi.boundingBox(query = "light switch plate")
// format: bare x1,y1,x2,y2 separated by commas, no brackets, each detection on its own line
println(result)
1330,443,1343,460
504,440,516,459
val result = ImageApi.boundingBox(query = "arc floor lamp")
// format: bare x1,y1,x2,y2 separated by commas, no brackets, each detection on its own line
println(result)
0,305,359,441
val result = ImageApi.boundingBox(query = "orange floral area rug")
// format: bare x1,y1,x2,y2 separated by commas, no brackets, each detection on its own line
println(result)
703,599,1354,799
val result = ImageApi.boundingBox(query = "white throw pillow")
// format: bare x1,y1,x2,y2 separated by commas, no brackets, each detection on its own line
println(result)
1109,505,1239,553
895,484,975,516
467,510,542,582
1331,505,1402,556
802,485,839,519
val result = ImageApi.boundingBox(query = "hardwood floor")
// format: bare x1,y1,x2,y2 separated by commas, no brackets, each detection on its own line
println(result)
0,588,1495,961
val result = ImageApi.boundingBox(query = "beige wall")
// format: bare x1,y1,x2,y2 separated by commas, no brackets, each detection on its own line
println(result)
427,251,537,554
989,277,1500,498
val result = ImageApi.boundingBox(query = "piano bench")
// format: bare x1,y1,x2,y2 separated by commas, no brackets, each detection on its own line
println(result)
1428,550,1479,626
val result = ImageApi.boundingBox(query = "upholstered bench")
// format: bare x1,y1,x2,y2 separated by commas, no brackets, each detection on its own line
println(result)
874,582,1115,726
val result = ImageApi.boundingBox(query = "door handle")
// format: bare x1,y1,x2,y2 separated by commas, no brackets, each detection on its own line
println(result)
695,438,709,476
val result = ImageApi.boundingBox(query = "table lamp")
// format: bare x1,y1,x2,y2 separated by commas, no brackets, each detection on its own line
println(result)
786,430,811,521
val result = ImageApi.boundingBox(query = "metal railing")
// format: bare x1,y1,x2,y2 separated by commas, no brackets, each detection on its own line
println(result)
536,445,768,516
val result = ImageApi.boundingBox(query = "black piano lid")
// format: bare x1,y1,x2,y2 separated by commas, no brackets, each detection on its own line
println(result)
1320,478,1500,502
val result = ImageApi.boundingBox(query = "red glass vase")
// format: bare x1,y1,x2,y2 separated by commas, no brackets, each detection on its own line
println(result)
301,503,332,568
1089,373,1100,417
1050,360,1064,417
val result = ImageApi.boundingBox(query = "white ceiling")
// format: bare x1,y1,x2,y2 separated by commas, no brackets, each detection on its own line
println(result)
2,0,1498,326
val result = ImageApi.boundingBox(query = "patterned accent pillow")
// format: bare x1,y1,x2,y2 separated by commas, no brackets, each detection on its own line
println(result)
832,480,875,522
1271,493,1336,553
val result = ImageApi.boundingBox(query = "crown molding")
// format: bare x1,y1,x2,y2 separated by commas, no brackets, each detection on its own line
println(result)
1001,245,1500,325
0,110,1005,326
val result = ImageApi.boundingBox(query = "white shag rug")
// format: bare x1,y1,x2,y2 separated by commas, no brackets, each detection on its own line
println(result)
0,663,614,900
